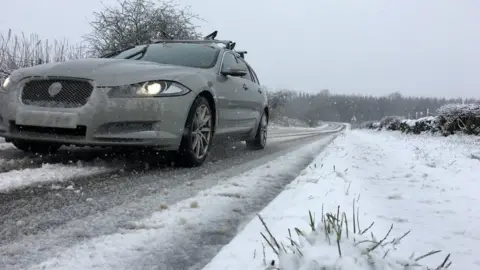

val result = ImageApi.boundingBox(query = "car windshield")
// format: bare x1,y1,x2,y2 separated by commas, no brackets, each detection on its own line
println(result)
111,43,220,69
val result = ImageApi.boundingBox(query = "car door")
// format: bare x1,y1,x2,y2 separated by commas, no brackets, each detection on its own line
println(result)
215,51,252,134
236,58,264,130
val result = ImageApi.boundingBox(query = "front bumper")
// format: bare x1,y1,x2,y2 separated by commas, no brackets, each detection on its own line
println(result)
0,88,195,150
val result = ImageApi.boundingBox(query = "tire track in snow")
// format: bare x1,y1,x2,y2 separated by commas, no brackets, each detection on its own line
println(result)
0,145,178,193
0,164,117,194
0,147,127,194
0,146,128,173
0,124,343,191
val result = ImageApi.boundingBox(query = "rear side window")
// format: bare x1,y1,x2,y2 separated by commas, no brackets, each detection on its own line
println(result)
239,58,260,84
237,59,253,81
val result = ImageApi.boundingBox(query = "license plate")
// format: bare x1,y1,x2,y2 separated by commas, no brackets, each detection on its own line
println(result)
16,110,79,129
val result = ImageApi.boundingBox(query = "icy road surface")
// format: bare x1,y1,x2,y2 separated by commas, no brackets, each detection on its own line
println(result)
0,123,343,270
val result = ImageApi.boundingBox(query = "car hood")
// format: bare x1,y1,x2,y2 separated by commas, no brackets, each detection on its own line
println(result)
12,58,200,86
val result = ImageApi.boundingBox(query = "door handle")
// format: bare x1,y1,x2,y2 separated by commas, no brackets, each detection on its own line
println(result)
243,84,249,90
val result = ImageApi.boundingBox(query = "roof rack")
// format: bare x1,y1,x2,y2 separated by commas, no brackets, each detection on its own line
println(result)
152,39,234,48
152,30,243,55
235,51,248,59
101,31,246,59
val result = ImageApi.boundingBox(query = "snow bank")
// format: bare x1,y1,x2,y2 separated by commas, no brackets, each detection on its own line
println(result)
365,103,480,136
437,104,480,135
205,130,480,270
0,141,15,150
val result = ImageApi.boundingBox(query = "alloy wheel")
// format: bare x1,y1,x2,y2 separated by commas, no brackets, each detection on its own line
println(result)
191,104,212,159
260,114,268,146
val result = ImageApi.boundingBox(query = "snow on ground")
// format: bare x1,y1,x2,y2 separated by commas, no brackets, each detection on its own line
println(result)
28,135,340,270
0,141,15,151
0,163,114,193
204,130,480,270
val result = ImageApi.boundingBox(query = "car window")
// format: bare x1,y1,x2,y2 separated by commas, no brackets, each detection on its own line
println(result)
113,43,220,69
237,58,253,82
221,52,238,72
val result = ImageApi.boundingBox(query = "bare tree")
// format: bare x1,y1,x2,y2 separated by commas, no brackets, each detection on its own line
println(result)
0,29,89,78
84,0,203,56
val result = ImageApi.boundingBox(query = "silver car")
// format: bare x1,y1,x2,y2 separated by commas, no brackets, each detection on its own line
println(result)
0,36,269,167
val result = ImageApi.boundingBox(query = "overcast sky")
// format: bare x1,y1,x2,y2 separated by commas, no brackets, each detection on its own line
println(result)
1,0,479,98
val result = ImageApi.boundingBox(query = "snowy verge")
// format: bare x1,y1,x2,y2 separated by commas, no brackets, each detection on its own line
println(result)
204,129,480,270
0,163,114,193
29,135,340,270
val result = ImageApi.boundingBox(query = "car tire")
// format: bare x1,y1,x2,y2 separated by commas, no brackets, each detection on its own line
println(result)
246,112,268,150
12,140,61,154
177,96,214,167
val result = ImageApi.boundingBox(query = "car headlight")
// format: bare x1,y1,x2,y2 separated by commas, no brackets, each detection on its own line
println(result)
108,81,190,98
1,76,11,91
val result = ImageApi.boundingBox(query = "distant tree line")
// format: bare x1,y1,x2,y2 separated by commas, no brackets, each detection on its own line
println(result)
268,89,480,125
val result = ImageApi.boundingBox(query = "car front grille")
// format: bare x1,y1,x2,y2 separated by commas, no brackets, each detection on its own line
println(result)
21,79,94,108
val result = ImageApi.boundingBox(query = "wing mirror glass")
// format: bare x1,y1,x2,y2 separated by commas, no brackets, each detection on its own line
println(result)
221,64,248,77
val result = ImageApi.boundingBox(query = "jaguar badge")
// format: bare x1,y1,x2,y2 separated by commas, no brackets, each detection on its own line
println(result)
48,82,62,97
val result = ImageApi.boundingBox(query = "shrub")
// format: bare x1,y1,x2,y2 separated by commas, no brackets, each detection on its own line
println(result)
379,116,405,131
0,29,88,78
437,104,480,136
363,103,480,137
360,121,379,130
401,116,443,135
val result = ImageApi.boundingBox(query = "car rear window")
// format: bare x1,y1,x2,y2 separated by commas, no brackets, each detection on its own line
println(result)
113,43,220,69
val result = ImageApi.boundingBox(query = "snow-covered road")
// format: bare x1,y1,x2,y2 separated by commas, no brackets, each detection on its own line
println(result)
0,123,344,270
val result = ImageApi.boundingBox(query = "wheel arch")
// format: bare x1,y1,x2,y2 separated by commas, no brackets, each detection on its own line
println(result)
263,106,270,122
177,73,218,132
197,90,217,131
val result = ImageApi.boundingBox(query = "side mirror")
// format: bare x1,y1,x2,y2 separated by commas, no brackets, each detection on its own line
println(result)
221,64,248,77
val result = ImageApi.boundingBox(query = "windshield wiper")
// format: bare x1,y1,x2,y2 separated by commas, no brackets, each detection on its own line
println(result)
100,45,136,58
124,44,150,59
